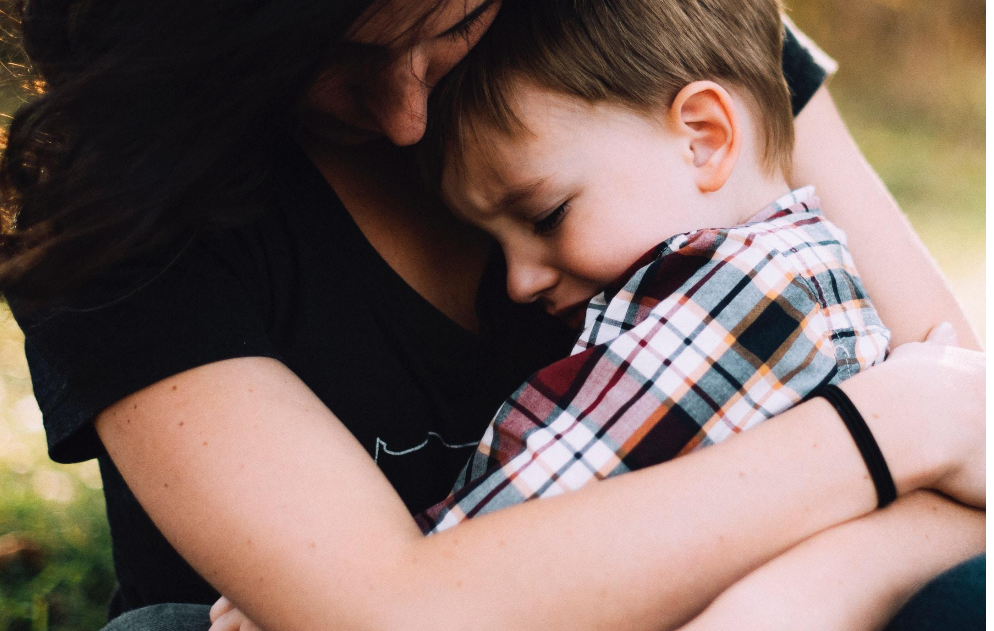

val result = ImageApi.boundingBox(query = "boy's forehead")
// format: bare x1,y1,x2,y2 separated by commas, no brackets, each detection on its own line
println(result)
441,139,523,217
443,86,577,197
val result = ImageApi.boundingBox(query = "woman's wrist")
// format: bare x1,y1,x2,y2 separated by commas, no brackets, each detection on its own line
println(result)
835,364,939,496
810,384,897,508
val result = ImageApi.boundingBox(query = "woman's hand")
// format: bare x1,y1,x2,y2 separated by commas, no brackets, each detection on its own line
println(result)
891,323,986,505
840,322,985,507
209,596,262,631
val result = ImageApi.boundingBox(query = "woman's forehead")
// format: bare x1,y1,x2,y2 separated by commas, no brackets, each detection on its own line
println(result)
347,0,495,47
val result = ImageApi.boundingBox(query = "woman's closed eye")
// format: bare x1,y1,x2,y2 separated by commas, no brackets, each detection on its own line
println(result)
533,202,570,235
440,0,499,43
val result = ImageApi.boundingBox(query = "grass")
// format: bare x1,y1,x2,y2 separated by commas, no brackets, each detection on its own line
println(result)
0,1,985,628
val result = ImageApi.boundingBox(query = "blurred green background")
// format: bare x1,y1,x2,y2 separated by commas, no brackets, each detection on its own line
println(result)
0,0,985,629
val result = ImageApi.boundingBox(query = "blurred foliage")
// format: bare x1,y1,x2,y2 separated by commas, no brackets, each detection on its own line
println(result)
785,0,986,339
0,0,986,629
0,310,116,631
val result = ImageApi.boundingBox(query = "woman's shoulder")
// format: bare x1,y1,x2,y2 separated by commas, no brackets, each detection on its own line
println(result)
781,16,837,116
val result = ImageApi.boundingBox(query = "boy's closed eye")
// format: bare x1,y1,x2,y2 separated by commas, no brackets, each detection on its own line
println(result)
532,202,571,235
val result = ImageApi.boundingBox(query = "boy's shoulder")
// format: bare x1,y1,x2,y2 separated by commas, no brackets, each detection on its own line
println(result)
602,187,840,304
578,187,854,349
680,186,840,259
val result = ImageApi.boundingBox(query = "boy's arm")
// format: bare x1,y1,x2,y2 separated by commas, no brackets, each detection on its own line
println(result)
679,491,985,631
791,86,982,350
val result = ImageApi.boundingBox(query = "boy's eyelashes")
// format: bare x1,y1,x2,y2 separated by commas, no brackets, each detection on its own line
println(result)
532,202,570,235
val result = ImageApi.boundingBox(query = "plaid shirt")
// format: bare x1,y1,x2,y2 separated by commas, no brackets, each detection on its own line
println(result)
417,187,890,534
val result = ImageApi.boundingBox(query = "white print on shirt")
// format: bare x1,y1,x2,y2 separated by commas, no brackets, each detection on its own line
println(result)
374,432,479,463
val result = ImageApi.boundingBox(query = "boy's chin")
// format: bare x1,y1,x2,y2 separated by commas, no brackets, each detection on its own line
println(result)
556,305,588,331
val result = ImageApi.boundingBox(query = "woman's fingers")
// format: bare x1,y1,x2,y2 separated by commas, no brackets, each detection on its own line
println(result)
209,607,263,631
890,321,960,361
210,596,236,623
924,321,959,346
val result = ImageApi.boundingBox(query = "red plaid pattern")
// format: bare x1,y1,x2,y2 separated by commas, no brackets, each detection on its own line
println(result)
417,188,890,534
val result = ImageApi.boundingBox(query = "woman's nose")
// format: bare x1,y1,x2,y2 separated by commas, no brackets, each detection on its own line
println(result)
368,50,430,146
506,255,559,305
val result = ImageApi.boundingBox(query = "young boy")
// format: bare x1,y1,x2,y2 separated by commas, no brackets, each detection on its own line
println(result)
415,0,890,533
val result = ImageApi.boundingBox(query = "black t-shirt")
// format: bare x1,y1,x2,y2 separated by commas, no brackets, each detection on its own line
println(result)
7,28,829,618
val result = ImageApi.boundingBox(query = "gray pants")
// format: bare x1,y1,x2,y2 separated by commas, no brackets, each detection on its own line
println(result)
102,554,985,631
102,603,212,631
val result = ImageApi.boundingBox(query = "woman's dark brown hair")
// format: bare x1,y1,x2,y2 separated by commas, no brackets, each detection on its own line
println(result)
0,0,425,303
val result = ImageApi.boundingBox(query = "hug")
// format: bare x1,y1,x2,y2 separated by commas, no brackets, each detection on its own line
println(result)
0,0,984,629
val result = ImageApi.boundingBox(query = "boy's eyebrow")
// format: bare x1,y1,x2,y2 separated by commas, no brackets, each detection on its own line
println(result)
438,0,499,38
495,176,551,210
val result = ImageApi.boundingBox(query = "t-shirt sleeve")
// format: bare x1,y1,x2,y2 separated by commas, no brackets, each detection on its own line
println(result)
7,236,281,464
782,15,838,116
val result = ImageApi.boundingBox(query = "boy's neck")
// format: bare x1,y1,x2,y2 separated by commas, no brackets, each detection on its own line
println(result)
706,162,793,227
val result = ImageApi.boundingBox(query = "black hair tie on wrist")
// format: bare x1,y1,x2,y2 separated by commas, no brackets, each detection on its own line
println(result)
811,384,897,509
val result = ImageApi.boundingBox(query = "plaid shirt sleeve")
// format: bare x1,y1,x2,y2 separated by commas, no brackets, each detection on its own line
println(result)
416,199,889,535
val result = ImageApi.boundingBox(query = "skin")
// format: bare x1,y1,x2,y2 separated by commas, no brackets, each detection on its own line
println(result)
441,80,790,329
681,488,984,631
87,1,984,629
299,0,501,147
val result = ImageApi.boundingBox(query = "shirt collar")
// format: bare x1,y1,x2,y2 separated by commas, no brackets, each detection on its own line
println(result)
744,186,819,224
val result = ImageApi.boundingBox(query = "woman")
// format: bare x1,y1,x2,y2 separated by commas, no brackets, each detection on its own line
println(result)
0,1,984,630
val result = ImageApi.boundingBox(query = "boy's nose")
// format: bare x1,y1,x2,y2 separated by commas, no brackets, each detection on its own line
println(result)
506,257,559,305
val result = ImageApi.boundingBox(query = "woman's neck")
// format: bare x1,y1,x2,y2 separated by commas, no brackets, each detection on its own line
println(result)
300,137,492,333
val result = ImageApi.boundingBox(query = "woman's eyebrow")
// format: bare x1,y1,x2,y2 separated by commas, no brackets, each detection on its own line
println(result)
437,0,498,38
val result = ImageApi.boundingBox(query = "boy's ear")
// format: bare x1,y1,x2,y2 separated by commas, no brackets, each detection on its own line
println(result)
667,81,741,193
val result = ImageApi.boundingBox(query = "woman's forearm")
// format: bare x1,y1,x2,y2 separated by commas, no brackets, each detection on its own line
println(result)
391,347,980,631
680,491,985,631
394,395,880,630
99,345,982,631
790,86,982,350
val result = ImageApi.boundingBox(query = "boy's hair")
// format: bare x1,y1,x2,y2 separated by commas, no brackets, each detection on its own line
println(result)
424,0,794,187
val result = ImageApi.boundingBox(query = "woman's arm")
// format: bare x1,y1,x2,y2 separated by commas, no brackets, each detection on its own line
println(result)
94,338,983,631
679,325,985,631
210,493,984,631
680,491,985,631
790,86,982,350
